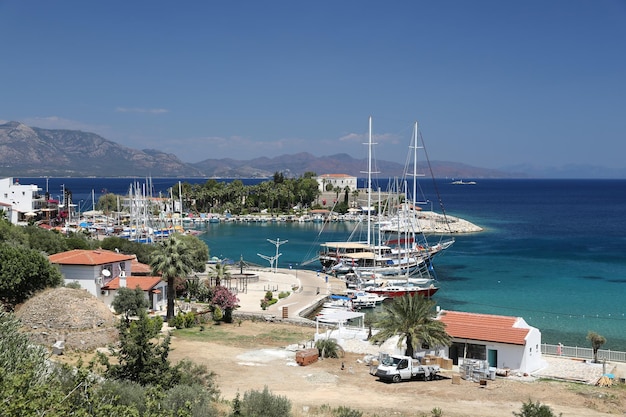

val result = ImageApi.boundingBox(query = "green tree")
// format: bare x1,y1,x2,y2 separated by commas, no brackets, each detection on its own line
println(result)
150,234,193,320
210,262,230,287
178,233,210,272
99,312,178,386
100,235,156,264
370,295,451,358
24,224,69,254
112,286,150,321
586,331,607,363
513,399,561,417
96,193,121,215
0,242,63,309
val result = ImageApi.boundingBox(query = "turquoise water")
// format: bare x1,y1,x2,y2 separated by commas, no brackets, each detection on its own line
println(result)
22,177,626,350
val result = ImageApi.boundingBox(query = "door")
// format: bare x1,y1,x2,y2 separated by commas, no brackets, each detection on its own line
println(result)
488,349,498,368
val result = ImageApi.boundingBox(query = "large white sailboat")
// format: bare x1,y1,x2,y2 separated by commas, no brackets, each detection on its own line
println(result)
318,118,450,281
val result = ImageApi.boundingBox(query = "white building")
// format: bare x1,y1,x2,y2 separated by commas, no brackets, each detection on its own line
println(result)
435,310,544,374
49,249,167,312
0,177,47,224
316,174,357,193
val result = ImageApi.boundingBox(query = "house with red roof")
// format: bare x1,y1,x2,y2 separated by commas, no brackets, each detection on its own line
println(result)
49,249,167,312
437,310,544,374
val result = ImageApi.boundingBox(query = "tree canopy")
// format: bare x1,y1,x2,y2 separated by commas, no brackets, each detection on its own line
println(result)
370,295,451,358
0,242,63,309
150,234,193,320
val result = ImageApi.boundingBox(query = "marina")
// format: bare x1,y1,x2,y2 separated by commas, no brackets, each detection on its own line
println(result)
14,176,626,352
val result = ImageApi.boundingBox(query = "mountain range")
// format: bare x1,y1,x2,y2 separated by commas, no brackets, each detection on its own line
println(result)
0,121,622,178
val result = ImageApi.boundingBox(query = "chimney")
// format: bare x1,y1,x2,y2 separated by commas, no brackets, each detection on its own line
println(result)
120,270,127,288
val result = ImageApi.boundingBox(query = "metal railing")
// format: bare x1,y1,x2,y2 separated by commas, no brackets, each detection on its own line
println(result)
542,343,626,363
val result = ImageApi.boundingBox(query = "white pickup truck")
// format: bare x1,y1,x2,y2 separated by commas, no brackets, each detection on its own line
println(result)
371,354,440,383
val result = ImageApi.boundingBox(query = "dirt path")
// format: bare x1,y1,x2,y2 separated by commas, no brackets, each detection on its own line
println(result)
167,321,625,416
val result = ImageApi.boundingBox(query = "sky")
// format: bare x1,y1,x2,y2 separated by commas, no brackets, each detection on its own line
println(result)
1,1,625,171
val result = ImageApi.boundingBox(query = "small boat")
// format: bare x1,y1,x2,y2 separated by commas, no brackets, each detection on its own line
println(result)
451,179,477,185
345,289,386,308
364,282,439,299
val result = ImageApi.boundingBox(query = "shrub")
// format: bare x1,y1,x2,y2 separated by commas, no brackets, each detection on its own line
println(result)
513,399,561,417
65,281,82,289
239,385,292,417
169,312,186,329
315,339,345,359
184,311,196,328
163,384,218,417
333,405,363,417
96,380,147,414
278,291,290,299
212,306,223,323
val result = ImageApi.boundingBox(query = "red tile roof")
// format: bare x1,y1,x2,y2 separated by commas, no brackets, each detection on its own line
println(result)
131,258,153,275
439,310,530,346
49,249,135,266
103,276,163,291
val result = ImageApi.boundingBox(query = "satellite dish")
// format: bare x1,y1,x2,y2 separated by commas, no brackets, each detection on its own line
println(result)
101,269,111,277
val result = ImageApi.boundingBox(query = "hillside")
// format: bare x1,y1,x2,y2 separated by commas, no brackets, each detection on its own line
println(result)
0,121,514,178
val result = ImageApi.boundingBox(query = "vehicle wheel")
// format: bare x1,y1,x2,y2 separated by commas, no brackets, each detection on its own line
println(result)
392,374,401,383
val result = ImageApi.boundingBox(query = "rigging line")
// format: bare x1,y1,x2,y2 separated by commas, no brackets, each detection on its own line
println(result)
419,129,453,234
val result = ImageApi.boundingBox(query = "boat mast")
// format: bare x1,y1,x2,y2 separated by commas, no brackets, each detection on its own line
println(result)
363,116,378,246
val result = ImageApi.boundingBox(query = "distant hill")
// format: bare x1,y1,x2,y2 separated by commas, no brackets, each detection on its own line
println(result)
0,121,203,177
7,120,616,178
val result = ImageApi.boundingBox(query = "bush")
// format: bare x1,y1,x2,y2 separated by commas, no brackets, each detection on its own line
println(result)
212,306,223,323
278,291,290,299
315,339,345,359
163,384,218,417
65,281,82,289
239,385,292,417
96,380,147,415
513,399,561,417
169,312,186,329
333,405,363,417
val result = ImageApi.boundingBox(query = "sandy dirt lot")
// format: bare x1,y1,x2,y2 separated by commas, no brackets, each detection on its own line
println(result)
167,320,625,417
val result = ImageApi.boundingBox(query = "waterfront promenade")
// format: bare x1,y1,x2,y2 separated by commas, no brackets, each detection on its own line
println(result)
233,266,345,319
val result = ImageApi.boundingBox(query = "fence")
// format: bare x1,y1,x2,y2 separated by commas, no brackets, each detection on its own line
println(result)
542,343,626,363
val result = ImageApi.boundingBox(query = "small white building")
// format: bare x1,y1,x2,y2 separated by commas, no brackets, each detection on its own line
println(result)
316,174,357,193
436,310,544,374
49,249,167,311
0,177,47,224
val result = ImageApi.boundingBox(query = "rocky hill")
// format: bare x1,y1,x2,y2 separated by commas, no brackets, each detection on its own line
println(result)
0,121,204,177
0,121,514,178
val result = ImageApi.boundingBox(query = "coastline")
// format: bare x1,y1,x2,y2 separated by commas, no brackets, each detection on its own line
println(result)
206,266,626,386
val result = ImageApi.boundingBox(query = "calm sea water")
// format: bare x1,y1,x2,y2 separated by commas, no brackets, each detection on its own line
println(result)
21,177,626,350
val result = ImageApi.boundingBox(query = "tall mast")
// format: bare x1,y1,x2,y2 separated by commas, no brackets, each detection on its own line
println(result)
360,116,379,246
367,117,372,245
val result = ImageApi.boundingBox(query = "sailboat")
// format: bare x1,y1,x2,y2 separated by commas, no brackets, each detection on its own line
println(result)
318,118,438,279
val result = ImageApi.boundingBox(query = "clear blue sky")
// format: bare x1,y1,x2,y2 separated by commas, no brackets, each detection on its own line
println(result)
1,1,625,170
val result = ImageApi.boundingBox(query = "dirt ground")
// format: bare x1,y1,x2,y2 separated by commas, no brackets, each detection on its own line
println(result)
166,321,625,417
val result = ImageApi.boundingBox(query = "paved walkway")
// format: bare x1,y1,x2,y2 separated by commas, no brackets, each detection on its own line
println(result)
234,267,346,319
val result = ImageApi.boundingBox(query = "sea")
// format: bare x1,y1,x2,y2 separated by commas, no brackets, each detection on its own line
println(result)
18,176,626,351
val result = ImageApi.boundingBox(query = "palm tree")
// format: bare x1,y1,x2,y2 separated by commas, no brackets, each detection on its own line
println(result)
587,331,607,363
210,262,231,287
150,234,192,320
370,295,451,358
